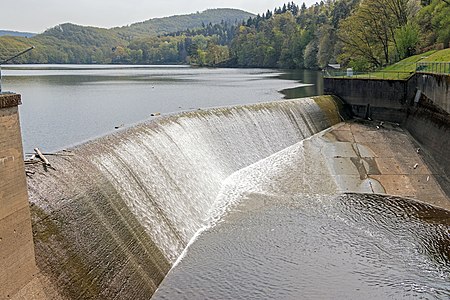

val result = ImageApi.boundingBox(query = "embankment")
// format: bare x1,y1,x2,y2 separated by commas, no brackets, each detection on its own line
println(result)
25,96,343,299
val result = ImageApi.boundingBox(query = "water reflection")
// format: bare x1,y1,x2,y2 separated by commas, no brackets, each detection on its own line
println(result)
279,69,324,99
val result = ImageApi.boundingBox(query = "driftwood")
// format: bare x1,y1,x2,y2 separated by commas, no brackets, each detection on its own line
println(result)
26,152,74,157
34,148,50,166
24,160,41,165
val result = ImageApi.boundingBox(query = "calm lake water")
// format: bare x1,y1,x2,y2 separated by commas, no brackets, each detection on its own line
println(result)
1,65,322,153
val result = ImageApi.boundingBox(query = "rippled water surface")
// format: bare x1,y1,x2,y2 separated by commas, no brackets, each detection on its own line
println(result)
1,65,322,152
154,193,450,299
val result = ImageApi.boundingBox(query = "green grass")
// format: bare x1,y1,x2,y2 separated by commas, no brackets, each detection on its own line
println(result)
330,49,450,80
379,48,450,74
382,50,438,73
421,48,450,62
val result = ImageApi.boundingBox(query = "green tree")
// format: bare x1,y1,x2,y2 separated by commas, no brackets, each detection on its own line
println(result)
395,23,420,59
338,0,418,68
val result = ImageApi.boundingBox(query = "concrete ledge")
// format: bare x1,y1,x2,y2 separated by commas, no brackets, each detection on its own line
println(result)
0,94,22,109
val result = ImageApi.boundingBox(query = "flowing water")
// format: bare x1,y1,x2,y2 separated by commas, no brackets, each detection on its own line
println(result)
153,193,450,300
27,96,340,299
1,65,322,153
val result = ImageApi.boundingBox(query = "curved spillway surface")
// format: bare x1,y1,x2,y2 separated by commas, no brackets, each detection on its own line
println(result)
26,96,343,299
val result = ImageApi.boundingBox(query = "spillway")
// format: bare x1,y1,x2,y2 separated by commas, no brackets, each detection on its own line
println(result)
25,96,344,299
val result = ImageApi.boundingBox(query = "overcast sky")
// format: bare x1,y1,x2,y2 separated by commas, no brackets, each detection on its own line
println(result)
1,0,317,33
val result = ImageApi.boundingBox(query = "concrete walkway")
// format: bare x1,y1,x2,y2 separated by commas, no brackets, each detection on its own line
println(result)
308,120,450,209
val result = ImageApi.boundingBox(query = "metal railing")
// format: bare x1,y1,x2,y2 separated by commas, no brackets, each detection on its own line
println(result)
323,70,414,80
416,62,450,75
324,61,450,80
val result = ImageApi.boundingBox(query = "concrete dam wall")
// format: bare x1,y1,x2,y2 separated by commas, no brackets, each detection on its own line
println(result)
24,96,343,299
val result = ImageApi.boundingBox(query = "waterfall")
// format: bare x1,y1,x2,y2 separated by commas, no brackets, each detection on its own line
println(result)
26,96,344,299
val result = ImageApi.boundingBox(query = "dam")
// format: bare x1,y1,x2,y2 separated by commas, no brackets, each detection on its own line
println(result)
1,73,449,298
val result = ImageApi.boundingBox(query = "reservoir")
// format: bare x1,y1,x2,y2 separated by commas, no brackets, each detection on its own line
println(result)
1,65,322,152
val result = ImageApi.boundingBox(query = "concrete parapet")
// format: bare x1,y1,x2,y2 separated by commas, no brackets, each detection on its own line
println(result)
323,77,417,123
0,93,37,299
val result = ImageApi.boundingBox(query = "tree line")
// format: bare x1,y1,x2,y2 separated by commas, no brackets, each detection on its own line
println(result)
0,1,449,70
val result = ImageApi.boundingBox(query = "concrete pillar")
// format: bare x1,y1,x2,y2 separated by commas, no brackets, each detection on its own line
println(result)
0,94,37,298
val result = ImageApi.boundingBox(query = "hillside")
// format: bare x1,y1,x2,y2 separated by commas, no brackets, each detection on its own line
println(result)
112,8,254,39
2,1,448,68
0,8,253,64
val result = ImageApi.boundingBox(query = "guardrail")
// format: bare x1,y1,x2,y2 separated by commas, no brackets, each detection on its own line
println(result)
323,70,414,80
416,62,450,75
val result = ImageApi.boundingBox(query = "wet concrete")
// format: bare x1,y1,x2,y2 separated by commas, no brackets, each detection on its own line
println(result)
321,120,450,209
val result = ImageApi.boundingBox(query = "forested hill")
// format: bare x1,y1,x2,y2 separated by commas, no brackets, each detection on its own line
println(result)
112,8,255,39
0,8,254,64
1,1,449,69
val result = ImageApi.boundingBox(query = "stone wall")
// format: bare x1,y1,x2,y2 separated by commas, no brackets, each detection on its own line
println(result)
0,94,37,299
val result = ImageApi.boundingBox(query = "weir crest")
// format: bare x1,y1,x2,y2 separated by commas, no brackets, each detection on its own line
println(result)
25,96,344,299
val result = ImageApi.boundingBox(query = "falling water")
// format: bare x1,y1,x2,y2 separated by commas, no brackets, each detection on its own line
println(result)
27,96,343,299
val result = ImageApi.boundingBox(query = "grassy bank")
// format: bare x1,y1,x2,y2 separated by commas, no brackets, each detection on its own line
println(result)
326,49,450,80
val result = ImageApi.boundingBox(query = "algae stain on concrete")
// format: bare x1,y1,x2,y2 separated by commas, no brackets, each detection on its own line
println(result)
28,162,171,299
31,205,103,299
314,95,345,124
